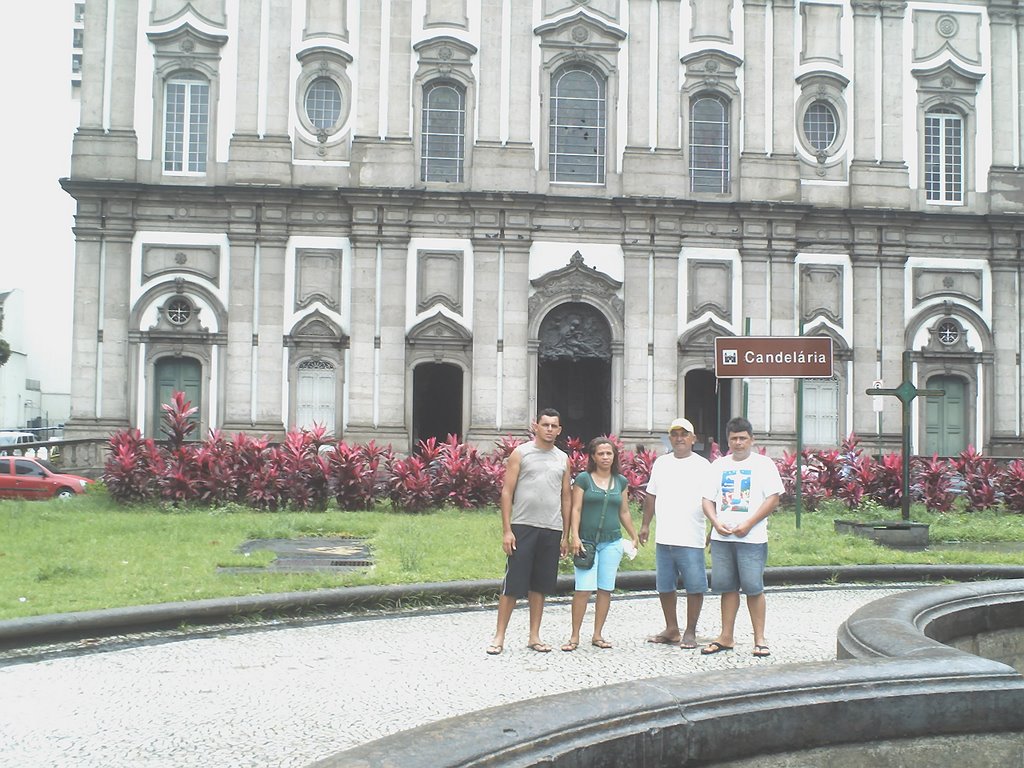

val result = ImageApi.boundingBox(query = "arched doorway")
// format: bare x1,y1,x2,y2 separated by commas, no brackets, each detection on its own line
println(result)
536,303,611,443
413,362,463,445
154,357,202,436
924,375,967,456
296,360,337,432
684,369,732,456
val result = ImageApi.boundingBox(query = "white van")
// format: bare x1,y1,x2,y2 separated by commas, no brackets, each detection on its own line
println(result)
0,432,38,457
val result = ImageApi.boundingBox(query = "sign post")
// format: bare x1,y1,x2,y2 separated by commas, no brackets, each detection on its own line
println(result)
865,352,944,521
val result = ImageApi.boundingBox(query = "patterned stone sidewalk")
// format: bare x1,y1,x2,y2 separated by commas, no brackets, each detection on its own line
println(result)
0,584,918,768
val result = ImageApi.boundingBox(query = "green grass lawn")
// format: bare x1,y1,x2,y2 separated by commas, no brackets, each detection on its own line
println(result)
1,490,1022,620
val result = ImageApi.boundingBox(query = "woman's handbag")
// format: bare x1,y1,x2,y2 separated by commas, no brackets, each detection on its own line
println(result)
572,475,613,570
573,539,597,569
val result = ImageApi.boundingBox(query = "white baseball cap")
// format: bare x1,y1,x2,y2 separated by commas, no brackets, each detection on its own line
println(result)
668,418,695,434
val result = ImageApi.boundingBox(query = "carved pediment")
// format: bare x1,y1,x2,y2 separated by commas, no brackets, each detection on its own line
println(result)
538,303,611,362
289,311,347,344
678,319,732,351
535,10,627,50
529,251,624,319
407,313,473,349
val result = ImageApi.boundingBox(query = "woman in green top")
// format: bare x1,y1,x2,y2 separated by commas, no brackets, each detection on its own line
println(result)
562,437,640,651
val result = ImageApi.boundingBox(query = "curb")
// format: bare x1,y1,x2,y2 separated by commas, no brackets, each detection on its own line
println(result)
3,564,1024,650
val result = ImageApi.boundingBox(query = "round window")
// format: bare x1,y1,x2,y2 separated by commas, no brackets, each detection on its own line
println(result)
803,101,838,152
937,320,960,345
165,298,192,326
304,78,343,132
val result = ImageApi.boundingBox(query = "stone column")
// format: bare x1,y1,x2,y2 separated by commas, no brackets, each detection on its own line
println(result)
850,2,909,207
988,7,1024,211
768,0,800,199
625,0,652,150
850,239,886,441
353,2,415,187
71,0,138,180
98,232,133,430
227,0,292,185
253,235,287,434
354,1,382,139
989,236,1022,453
500,241,532,429
739,1,771,187
221,234,256,431
231,0,261,137
621,242,653,435
467,237,501,442
476,0,503,145
64,230,103,438
488,0,535,191
850,1,878,164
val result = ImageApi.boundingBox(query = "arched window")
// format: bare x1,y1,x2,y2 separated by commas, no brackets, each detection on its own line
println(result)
421,81,465,182
164,73,210,174
924,108,963,203
689,95,730,193
549,66,606,184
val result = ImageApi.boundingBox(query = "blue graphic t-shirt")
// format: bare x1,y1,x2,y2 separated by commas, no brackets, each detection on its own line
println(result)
704,452,784,545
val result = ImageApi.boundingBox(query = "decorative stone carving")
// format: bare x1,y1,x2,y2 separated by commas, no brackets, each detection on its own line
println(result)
407,312,472,350
424,0,469,30
923,316,972,353
295,249,342,312
417,250,463,314
142,245,220,285
800,265,843,325
152,0,226,27
690,0,734,44
286,310,349,348
538,303,611,362
150,294,207,333
912,10,981,65
303,0,349,41
913,268,982,308
687,260,732,322
800,2,843,65
529,251,624,321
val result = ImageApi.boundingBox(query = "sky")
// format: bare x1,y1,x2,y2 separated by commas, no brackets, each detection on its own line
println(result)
1,4,77,394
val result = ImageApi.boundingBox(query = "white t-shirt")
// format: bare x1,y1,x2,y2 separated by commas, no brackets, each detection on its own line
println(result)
703,452,784,545
645,451,711,548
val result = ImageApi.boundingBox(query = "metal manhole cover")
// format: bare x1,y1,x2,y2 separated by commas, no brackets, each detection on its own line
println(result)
226,537,373,573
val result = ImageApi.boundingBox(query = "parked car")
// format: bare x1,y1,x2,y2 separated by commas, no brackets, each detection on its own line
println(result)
0,457,92,500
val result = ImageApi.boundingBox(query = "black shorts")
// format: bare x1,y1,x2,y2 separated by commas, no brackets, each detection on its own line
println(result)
501,524,562,598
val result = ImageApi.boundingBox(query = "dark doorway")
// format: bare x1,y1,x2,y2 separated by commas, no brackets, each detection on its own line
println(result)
412,363,463,445
684,369,732,457
536,303,612,443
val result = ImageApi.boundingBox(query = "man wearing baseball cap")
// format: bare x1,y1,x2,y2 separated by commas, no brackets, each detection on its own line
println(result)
638,417,711,649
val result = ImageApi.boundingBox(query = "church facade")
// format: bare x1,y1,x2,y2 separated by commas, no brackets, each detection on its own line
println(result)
63,0,1024,456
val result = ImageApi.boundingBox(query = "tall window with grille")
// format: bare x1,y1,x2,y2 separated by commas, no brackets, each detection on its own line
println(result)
421,81,465,182
924,109,963,203
549,66,606,184
164,74,210,174
689,95,730,193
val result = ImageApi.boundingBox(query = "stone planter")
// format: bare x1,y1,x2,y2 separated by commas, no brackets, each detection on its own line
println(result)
834,519,930,548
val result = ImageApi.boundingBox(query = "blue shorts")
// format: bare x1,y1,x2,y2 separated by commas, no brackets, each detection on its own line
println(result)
574,539,623,592
710,540,768,596
655,544,708,594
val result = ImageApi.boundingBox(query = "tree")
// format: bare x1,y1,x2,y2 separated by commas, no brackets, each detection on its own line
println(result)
0,337,9,367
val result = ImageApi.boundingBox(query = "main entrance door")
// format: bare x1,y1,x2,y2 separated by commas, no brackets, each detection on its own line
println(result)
412,362,463,445
296,360,337,432
536,303,611,443
924,375,967,456
153,357,202,436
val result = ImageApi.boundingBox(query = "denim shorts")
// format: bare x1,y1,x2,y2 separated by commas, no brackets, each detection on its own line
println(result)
654,544,708,594
709,540,768,595
574,538,624,592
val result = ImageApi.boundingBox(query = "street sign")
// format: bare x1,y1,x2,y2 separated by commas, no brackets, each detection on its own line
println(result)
714,336,834,378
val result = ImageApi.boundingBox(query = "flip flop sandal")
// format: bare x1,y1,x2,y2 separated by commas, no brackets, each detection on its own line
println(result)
700,641,734,655
561,641,579,652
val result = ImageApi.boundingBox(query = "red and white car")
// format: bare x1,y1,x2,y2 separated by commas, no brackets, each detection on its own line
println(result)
0,457,93,500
